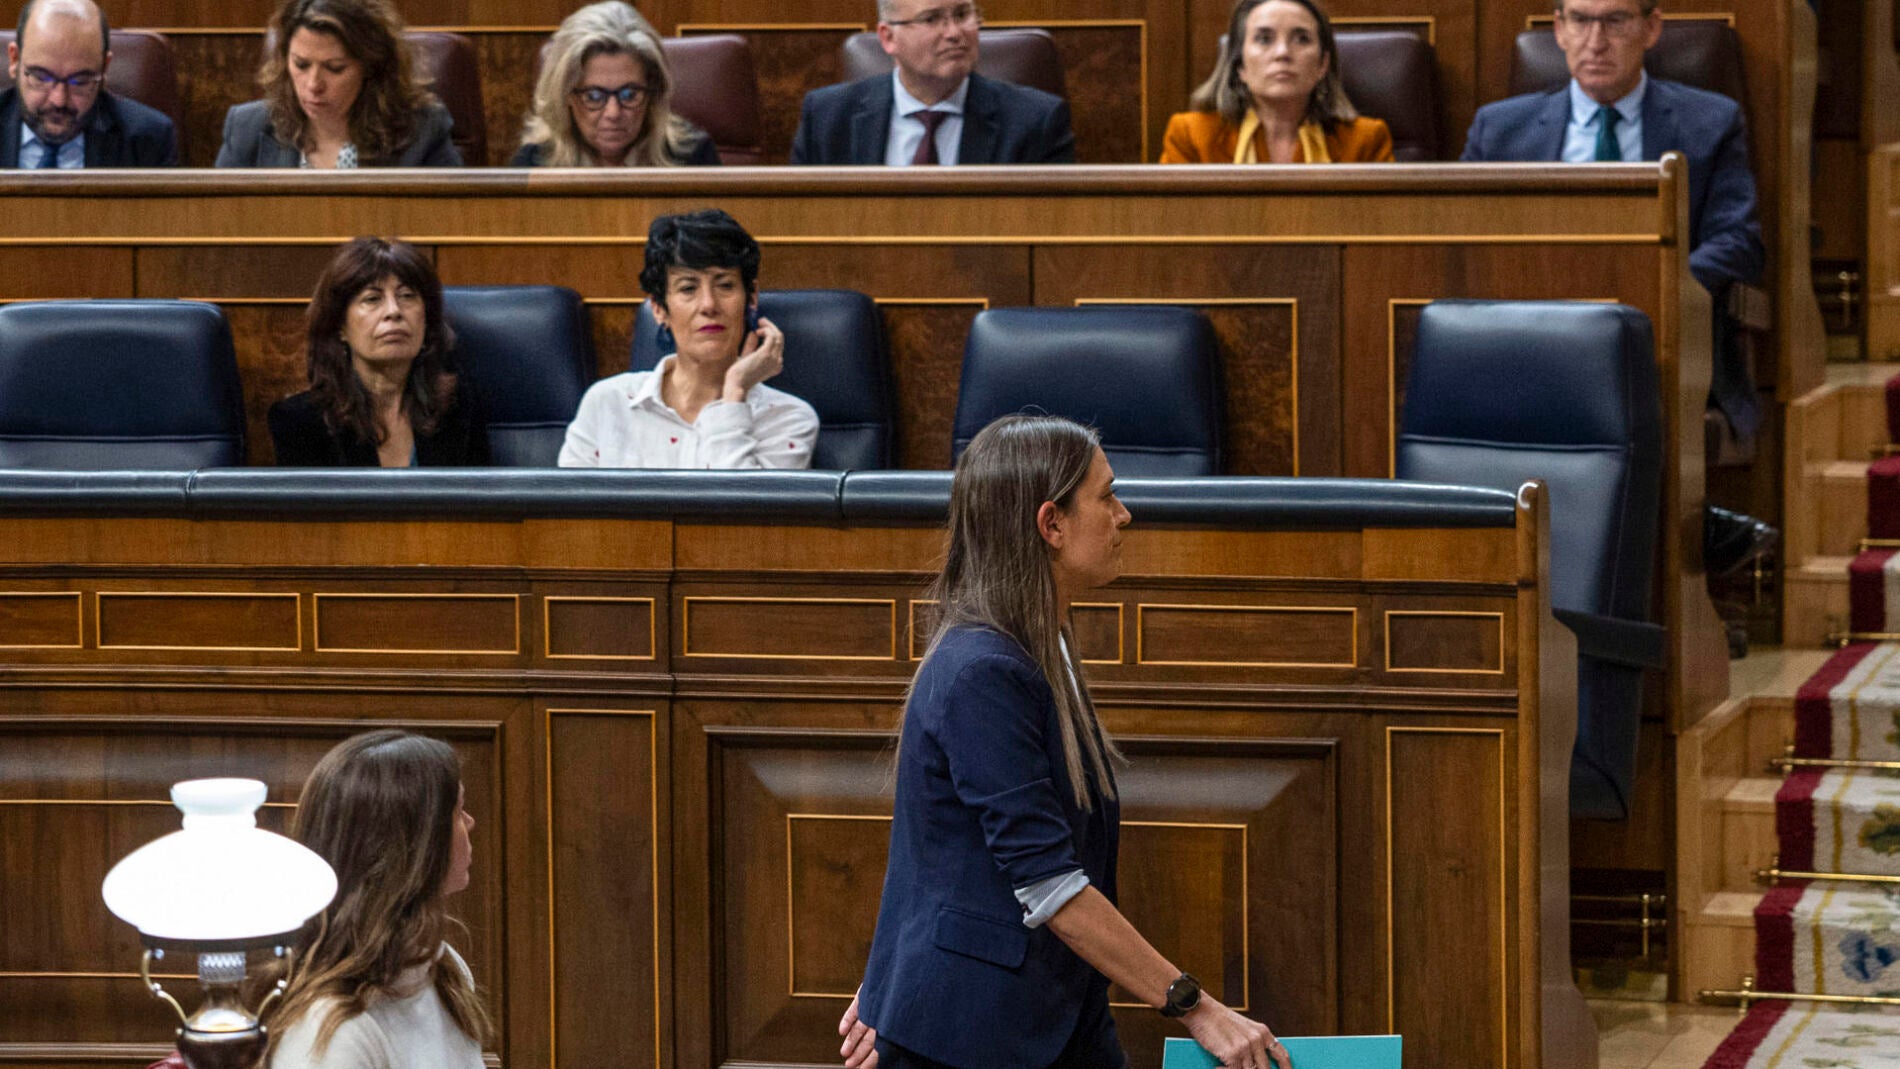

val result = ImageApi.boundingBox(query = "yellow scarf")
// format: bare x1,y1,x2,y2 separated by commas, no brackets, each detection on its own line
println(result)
1231,111,1331,164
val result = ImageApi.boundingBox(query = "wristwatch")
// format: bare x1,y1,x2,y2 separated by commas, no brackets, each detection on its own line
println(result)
1160,972,1201,1018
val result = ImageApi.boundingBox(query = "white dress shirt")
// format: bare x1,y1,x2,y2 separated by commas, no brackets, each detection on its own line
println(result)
20,125,82,168
883,70,969,166
1561,72,1646,163
557,356,819,469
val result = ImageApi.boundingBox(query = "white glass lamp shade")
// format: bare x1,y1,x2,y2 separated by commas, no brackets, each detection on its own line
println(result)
102,778,337,946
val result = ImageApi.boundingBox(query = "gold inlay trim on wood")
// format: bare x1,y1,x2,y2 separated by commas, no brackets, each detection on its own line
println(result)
1107,820,1249,1010
680,596,897,661
873,297,992,309
1332,15,1436,47
312,593,521,655
545,707,662,1069
94,591,301,652
786,813,893,999
1135,604,1357,668
542,596,657,661
0,235,1672,251
908,599,1123,663
1382,610,1507,675
1077,297,1300,475
0,590,82,649
1383,726,1508,1065
675,21,868,32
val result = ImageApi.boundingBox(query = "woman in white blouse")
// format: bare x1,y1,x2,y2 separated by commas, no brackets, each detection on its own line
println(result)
558,209,819,468
263,730,489,1069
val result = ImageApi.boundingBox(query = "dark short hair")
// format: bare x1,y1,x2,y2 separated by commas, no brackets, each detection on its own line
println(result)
15,0,111,60
301,236,458,447
639,209,762,299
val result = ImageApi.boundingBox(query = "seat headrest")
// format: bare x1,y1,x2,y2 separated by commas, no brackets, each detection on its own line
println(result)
1401,301,1657,446
662,34,765,164
443,286,595,424
1335,30,1441,161
838,28,1065,99
1509,20,1747,106
953,306,1221,475
406,31,488,165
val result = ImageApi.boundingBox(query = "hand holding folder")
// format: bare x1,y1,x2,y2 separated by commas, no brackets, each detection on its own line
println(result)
1163,1034,1402,1069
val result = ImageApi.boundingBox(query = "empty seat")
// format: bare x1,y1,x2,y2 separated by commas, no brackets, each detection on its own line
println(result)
0,29,183,144
631,289,895,469
443,286,595,467
406,31,488,166
953,306,1221,476
1509,18,1747,103
1336,30,1441,161
839,28,1065,99
1397,300,1664,820
0,300,245,468
661,34,765,165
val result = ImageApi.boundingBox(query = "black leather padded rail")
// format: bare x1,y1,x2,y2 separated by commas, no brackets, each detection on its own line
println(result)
0,469,1521,530
841,471,1518,527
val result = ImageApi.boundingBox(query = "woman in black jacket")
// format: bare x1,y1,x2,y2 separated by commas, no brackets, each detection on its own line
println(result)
269,236,487,467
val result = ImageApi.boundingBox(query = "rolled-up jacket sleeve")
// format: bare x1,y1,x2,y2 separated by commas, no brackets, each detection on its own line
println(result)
934,654,1082,892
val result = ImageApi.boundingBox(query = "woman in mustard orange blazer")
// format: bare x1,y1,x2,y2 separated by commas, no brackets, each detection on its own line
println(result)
1162,0,1392,164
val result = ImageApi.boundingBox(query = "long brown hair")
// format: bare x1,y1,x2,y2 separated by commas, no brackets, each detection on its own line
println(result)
263,730,492,1058
1190,0,1358,129
301,236,458,447
914,414,1123,810
258,0,436,161
519,0,701,166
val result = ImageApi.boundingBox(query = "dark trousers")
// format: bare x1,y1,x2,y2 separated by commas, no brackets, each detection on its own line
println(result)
873,994,1129,1069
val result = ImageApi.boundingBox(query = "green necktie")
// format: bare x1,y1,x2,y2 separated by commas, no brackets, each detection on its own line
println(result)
1593,105,1622,161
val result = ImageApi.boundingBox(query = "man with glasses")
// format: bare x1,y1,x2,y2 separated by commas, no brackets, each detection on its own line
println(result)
791,0,1074,165
1462,0,1774,625
3,0,175,167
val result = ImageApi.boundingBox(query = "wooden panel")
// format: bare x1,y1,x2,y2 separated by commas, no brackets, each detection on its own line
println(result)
1072,601,1125,663
1384,610,1504,674
785,813,888,996
96,592,299,651
221,304,318,467
548,708,662,1069
677,27,852,166
1137,604,1357,668
1013,23,1144,163
1387,728,1507,1069
1035,244,1341,476
681,596,896,660
884,300,985,468
1872,144,1900,361
314,593,520,654
168,33,263,170
0,719,504,1052
0,249,132,300
469,34,543,168
544,597,656,660
0,593,82,649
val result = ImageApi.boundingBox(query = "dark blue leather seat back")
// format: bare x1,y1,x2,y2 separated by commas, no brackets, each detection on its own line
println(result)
0,300,245,469
1397,300,1663,819
445,286,595,467
952,306,1221,476
633,289,894,470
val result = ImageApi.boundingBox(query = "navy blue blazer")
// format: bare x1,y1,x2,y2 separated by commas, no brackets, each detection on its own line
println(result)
860,625,1119,1069
1460,77,1763,293
0,87,176,167
790,72,1075,165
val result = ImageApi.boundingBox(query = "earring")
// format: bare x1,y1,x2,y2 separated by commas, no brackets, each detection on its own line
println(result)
655,323,675,352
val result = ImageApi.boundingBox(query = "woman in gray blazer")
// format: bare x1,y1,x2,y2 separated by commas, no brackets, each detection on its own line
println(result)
217,0,461,168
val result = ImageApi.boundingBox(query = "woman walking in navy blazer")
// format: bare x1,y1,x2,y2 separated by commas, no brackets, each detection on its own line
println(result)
839,415,1291,1069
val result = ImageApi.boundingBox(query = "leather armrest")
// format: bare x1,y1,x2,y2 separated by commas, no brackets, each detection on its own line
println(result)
1553,607,1667,670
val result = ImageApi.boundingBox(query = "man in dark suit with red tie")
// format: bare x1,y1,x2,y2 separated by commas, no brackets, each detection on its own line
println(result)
790,0,1075,166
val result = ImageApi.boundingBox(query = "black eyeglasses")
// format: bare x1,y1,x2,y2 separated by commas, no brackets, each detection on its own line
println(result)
22,66,101,92
571,83,649,111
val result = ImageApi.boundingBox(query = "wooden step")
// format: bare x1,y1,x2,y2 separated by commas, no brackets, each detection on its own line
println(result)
1783,556,1853,647
1718,777,1780,893
1814,459,1872,557
1681,891,1762,1002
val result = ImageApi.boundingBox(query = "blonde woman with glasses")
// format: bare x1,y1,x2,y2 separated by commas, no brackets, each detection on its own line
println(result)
513,0,719,167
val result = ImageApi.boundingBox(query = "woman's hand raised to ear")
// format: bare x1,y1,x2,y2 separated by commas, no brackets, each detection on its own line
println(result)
722,316,785,402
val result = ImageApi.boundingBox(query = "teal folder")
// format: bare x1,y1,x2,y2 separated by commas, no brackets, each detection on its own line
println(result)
1163,1034,1403,1069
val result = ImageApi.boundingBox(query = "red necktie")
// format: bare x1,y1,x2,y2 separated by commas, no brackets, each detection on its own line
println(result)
910,111,947,165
